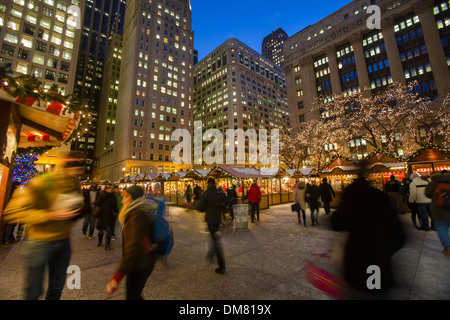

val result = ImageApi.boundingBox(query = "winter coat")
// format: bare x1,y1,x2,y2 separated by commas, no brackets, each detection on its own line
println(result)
118,197,159,275
226,188,238,207
196,186,227,224
425,173,450,223
306,184,321,210
247,185,262,203
384,179,401,193
293,185,307,211
95,191,119,231
319,182,335,203
331,178,406,293
409,177,431,204
3,173,83,241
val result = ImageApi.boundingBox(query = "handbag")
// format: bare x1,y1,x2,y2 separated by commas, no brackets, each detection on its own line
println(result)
291,203,300,212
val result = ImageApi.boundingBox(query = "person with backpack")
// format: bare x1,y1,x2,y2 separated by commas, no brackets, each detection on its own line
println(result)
196,178,227,275
106,186,159,300
425,170,450,257
409,173,433,231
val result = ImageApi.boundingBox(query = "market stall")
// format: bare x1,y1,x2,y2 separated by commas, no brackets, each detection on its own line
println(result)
260,168,293,205
206,166,271,209
365,152,407,191
407,147,450,176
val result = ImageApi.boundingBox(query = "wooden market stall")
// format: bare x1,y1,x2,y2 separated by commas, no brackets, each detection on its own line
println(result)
365,152,407,191
407,147,450,176
260,168,289,205
206,166,271,209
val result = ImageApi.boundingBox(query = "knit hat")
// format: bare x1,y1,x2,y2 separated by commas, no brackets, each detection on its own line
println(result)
410,173,420,180
124,186,144,200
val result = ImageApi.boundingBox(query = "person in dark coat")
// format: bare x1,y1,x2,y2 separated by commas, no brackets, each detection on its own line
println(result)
106,186,159,300
196,178,227,275
306,180,321,225
226,185,238,219
193,184,203,207
384,175,403,214
319,178,335,215
331,174,406,300
82,183,99,239
95,185,119,250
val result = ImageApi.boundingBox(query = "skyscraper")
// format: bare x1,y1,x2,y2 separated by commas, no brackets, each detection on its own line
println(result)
0,0,82,95
193,38,289,168
70,0,126,179
98,0,194,181
261,28,288,67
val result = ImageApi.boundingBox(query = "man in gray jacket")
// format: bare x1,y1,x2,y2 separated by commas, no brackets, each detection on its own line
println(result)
409,173,432,231
425,171,450,256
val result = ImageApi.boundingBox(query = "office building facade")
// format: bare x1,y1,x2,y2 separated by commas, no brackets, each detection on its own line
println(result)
262,28,288,67
99,0,194,181
193,38,289,168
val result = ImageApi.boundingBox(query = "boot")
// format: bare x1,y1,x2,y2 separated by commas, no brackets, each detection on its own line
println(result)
105,237,111,250
97,234,103,247
297,212,301,224
302,211,307,227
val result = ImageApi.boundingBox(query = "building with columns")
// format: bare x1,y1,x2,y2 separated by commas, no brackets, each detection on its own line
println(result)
284,0,450,131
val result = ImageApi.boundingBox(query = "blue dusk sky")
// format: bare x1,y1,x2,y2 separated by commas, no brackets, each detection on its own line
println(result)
191,0,354,61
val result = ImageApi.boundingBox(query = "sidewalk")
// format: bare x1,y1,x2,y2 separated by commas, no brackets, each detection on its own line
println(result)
0,203,449,300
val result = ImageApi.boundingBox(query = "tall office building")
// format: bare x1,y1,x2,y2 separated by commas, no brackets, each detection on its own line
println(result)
70,0,126,179
98,0,194,181
284,0,450,145
0,0,82,95
261,28,288,67
193,38,289,168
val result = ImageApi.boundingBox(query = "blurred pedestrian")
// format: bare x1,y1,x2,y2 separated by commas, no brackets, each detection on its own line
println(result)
409,173,432,231
401,178,420,229
193,183,203,208
2,181,22,244
331,169,406,300
319,178,335,215
95,185,119,250
106,186,159,300
385,175,403,214
3,152,86,300
425,171,450,257
226,184,238,220
248,182,262,223
293,181,307,226
82,183,99,239
196,178,227,275
306,180,321,225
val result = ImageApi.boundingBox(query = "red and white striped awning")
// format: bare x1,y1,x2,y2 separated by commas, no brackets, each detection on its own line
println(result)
0,86,80,148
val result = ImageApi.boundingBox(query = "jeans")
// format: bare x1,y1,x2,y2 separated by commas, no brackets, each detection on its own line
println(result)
250,202,260,222
207,222,225,271
416,203,431,229
311,208,319,224
434,220,450,249
82,214,96,236
21,238,71,300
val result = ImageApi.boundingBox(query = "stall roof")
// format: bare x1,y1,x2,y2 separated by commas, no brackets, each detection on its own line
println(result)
259,168,287,177
208,165,271,179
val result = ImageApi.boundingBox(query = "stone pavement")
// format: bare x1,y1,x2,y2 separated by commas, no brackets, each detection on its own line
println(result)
0,203,449,301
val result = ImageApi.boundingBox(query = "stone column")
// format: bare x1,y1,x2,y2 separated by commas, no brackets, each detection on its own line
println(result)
415,1,450,96
350,32,371,96
381,16,406,86
325,45,342,94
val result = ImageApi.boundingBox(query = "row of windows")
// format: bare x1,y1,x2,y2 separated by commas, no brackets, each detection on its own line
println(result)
368,59,389,73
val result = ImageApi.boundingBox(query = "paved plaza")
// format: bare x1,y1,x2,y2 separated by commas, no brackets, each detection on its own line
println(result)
0,203,449,301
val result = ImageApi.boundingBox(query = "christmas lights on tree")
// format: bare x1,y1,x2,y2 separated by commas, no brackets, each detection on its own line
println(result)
13,154,38,184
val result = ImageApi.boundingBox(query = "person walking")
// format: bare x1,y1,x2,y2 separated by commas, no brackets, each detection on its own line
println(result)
293,181,307,226
409,173,432,231
196,178,227,275
3,152,86,300
106,186,159,300
401,178,420,229
184,184,193,207
95,185,119,250
247,182,262,223
425,171,450,256
82,183,99,239
306,180,321,225
226,185,238,220
319,178,335,215
193,183,203,208
384,175,403,214
331,173,406,299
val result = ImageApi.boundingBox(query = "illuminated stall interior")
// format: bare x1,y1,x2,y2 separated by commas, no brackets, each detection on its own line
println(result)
407,147,450,176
